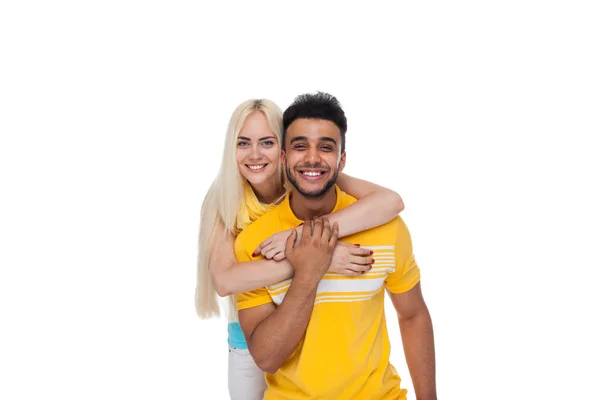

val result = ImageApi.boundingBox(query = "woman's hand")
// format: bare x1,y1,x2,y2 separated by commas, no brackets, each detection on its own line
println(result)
329,242,374,276
253,226,374,276
253,228,300,261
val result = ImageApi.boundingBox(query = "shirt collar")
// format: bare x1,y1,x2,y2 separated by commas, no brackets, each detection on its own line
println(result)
278,185,344,225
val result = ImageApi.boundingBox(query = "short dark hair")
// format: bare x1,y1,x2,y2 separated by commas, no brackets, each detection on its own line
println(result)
282,92,347,153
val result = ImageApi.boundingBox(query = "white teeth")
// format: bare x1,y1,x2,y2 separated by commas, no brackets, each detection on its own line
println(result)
248,164,267,170
303,171,322,177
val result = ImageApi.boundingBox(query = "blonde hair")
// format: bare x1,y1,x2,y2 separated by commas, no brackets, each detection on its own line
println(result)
196,99,284,319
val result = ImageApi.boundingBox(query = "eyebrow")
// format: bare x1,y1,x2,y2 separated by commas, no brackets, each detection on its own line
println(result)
290,136,337,146
237,136,276,141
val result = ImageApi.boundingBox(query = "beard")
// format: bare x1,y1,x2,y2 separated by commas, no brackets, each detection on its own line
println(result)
286,164,339,199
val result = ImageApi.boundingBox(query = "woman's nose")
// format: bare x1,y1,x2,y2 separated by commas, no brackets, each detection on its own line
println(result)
249,145,262,161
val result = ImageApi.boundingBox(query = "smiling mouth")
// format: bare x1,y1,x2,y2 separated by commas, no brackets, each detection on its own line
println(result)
297,169,327,181
246,164,268,172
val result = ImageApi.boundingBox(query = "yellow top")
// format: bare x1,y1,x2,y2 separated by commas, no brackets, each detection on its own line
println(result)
234,181,274,235
235,186,420,400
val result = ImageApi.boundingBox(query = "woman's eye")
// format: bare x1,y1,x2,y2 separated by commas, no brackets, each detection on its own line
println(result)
262,140,275,147
237,142,249,147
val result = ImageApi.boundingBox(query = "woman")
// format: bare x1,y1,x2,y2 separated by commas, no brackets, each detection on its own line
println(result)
196,99,405,400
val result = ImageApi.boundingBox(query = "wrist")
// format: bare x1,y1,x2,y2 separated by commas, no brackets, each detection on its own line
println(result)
293,271,321,287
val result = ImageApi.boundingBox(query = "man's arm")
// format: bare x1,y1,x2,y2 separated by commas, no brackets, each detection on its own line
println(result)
238,218,338,373
389,283,437,400
238,275,320,373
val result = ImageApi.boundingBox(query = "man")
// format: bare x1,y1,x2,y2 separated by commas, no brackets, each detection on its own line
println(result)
234,92,436,399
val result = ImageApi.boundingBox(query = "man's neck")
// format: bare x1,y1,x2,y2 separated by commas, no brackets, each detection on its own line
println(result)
252,175,286,205
289,187,337,221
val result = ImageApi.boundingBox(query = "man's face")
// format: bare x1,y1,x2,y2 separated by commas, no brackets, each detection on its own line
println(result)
282,118,346,199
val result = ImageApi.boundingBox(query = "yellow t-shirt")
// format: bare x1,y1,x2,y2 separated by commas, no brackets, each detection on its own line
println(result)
235,186,421,400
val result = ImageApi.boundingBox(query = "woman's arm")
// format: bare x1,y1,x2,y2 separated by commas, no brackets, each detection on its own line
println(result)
209,220,294,297
210,219,373,295
328,172,404,236
255,173,404,260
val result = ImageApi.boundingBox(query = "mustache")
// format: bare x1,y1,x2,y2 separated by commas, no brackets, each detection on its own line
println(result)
294,163,330,170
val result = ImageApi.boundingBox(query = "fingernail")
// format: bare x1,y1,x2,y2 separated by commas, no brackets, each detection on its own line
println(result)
369,266,373,270
369,250,373,255
355,244,360,247
371,258,375,264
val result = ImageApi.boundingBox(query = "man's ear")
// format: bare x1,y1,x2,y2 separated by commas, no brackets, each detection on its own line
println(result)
338,152,346,172
280,149,286,166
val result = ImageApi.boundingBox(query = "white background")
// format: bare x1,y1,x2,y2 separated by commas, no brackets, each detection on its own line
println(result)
1,1,599,399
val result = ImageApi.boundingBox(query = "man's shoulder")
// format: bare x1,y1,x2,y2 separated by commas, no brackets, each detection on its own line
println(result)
337,189,358,208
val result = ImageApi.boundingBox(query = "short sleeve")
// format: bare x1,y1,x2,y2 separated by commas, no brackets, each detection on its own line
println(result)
237,288,273,310
385,217,421,294
234,234,274,310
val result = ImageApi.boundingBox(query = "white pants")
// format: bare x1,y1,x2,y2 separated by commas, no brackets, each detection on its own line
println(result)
228,347,266,400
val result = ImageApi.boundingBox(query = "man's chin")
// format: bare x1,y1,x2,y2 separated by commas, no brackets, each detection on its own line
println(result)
295,181,335,199
286,168,338,199
297,187,328,199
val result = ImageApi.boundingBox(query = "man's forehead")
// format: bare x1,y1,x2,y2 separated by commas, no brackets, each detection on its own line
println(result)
287,118,341,140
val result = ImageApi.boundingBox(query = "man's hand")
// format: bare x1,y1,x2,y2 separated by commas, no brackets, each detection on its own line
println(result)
285,218,338,283
252,226,373,275
239,217,339,374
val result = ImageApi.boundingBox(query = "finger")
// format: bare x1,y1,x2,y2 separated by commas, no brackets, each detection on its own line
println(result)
329,222,339,246
301,220,312,240
348,262,373,272
260,244,277,257
273,252,285,261
253,239,271,257
349,255,374,266
296,225,304,239
321,218,331,242
312,218,323,239
347,265,374,274
264,248,278,260
350,247,372,257
285,229,297,252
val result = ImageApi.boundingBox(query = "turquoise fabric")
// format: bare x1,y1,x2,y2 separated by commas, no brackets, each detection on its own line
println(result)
227,322,248,349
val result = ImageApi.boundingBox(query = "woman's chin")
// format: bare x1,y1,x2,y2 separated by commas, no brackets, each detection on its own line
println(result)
239,163,280,186
242,173,273,187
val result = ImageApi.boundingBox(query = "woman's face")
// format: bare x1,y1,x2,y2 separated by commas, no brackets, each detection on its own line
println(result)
236,111,281,188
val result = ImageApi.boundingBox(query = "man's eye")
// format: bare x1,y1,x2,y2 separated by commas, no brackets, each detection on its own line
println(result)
321,146,333,151
293,144,306,150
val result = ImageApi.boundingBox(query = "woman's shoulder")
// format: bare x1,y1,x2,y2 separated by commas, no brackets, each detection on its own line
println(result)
236,207,280,245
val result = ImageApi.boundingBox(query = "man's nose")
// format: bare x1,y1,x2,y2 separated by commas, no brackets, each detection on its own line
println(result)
305,147,320,164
